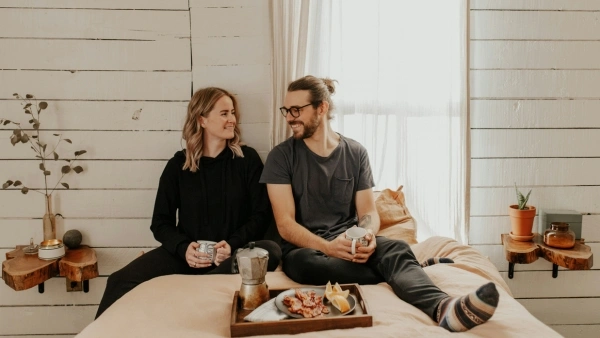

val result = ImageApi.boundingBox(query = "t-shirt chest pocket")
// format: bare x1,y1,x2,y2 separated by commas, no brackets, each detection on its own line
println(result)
331,177,354,205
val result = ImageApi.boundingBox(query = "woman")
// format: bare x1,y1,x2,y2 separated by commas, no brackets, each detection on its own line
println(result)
96,87,281,319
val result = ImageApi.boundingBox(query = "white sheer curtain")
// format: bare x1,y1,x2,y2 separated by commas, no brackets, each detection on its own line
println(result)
271,0,310,146
272,0,469,243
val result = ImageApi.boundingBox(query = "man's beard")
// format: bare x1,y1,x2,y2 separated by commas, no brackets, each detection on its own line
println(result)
291,111,320,139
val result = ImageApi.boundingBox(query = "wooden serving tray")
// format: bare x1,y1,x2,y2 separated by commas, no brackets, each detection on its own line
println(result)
230,283,372,337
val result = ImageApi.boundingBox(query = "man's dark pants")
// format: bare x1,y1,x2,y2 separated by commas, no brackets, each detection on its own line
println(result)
282,236,448,321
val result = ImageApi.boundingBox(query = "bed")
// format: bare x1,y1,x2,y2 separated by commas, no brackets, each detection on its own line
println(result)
77,236,560,337
77,188,561,337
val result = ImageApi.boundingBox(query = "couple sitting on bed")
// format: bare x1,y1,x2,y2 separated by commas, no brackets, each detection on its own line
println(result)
96,76,499,332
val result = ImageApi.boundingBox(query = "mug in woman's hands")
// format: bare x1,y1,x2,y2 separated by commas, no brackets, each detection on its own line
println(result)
196,240,217,263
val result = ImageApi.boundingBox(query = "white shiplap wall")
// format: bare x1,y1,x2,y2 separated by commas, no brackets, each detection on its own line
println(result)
0,0,272,336
470,1,600,338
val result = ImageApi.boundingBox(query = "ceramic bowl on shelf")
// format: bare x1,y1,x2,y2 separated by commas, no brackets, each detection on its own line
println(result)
38,239,65,260
40,239,63,248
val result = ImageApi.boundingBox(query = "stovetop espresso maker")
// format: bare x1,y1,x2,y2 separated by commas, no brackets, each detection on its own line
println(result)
235,242,269,310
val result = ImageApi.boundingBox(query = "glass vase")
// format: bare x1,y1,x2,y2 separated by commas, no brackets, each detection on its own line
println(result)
43,194,56,240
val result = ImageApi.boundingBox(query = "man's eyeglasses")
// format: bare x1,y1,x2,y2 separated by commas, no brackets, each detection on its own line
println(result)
279,103,313,118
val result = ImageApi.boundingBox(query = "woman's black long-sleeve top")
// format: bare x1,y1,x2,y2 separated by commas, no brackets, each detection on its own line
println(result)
150,146,273,260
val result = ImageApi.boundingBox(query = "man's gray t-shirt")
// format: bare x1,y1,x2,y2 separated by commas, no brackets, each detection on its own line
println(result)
260,134,374,252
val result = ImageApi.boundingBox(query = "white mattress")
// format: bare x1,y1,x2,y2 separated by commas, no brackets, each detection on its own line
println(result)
78,236,561,338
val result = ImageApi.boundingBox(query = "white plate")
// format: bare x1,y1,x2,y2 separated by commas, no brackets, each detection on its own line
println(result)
274,287,356,319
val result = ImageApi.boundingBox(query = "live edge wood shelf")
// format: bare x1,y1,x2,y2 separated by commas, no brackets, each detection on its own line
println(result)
2,245,99,293
501,233,593,279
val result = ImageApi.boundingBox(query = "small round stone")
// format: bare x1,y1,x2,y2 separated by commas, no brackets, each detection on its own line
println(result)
63,229,83,249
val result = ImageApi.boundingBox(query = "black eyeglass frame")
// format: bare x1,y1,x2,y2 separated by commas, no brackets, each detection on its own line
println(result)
279,102,315,118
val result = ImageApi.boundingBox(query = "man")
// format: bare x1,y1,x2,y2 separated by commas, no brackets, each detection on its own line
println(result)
260,75,499,332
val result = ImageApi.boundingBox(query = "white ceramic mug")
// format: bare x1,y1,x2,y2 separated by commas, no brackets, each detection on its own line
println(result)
345,227,369,255
196,240,217,263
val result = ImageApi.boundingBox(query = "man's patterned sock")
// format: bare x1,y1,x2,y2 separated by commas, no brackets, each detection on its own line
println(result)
437,282,499,332
420,257,454,267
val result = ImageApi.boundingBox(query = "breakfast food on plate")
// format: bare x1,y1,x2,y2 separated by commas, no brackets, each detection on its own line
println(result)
325,281,350,312
282,283,352,318
282,289,330,318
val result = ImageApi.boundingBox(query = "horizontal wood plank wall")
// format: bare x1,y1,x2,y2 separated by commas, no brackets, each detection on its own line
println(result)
190,0,272,163
0,0,189,9
470,1,600,337
0,0,273,336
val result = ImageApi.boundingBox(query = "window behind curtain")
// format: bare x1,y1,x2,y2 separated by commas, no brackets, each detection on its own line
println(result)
303,0,468,242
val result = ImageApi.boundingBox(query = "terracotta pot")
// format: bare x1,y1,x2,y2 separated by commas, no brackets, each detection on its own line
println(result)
508,204,536,238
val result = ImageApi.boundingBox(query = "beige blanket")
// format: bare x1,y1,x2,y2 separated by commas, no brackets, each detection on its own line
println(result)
78,237,560,337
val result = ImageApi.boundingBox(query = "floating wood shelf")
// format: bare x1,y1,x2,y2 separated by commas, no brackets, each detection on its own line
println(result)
501,233,593,279
2,245,98,293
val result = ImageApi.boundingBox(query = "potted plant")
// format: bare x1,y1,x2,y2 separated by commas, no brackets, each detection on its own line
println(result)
508,183,536,241
1,93,86,241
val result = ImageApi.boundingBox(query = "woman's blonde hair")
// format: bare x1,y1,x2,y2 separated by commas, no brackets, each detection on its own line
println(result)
182,87,243,172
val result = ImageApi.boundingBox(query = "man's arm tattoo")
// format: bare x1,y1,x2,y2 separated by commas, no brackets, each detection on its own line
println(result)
358,214,371,228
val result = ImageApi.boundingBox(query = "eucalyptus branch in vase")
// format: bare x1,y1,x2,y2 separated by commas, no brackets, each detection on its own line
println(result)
1,93,87,240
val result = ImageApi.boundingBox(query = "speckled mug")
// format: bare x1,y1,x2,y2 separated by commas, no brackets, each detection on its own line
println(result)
196,240,217,263
345,227,369,255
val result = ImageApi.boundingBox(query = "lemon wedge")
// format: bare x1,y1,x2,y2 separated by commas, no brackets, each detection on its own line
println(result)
330,294,351,313
326,281,333,297
325,281,351,312
332,282,349,298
